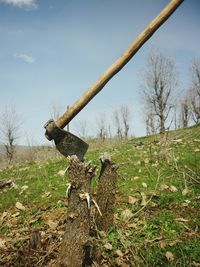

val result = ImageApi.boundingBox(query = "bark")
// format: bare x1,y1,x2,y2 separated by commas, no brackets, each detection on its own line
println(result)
95,154,118,232
56,156,96,267
160,114,165,134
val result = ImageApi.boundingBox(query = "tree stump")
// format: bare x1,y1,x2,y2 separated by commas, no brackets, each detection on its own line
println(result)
56,156,96,267
95,154,118,232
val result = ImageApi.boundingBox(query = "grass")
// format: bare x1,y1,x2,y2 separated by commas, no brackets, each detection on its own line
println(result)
0,125,200,266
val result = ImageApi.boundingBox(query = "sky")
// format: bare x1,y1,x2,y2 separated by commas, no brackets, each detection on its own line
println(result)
0,0,200,145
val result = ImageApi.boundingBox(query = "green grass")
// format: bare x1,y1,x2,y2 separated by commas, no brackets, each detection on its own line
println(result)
0,125,200,266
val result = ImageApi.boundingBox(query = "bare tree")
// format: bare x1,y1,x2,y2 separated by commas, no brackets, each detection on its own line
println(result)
50,103,62,120
96,114,107,139
0,106,21,163
50,103,71,131
142,49,177,134
113,105,131,139
76,119,88,139
120,105,130,138
180,92,191,128
190,59,200,124
191,59,200,95
145,108,156,135
113,110,123,139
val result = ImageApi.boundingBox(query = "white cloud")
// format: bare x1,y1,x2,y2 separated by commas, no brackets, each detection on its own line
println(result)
1,0,37,9
13,53,35,64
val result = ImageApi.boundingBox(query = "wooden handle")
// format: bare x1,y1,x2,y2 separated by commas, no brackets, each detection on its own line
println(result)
56,0,184,129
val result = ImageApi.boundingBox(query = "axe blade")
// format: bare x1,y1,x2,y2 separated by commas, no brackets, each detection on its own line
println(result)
44,120,89,160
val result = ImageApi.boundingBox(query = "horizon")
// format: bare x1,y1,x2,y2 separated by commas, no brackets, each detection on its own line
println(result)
0,0,200,146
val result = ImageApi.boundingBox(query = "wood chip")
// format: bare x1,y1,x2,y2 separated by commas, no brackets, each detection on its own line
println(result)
165,251,174,261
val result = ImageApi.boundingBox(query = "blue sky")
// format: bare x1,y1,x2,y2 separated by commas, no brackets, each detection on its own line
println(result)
0,0,199,145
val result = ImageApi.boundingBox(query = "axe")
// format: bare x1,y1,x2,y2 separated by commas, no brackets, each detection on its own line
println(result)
44,0,184,160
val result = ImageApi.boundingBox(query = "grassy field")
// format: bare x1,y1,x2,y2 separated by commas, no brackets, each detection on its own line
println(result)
0,125,200,266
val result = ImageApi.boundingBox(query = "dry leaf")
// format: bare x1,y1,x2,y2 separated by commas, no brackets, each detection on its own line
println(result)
121,209,133,221
133,176,140,180
140,192,147,206
115,249,123,257
169,185,178,192
0,238,6,249
104,243,113,251
182,199,191,207
42,191,51,198
46,219,59,229
57,170,66,177
142,182,147,188
192,261,200,267
150,201,157,207
165,251,174,261
128,196,138,205
15,202,26,211
21,185,29,191
19,185,29,195
1,211,8,220
127,222,137,228
160,184,169,191
182,187,189,196
12,212,20,217
159,240,166,249
169,240,178,247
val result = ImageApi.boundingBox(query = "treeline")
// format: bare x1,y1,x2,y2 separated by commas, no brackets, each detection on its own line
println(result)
1,48,199,163
142,48,200,135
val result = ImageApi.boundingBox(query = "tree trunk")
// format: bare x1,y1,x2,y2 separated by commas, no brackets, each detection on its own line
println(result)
159,114,165,134
95,154,118,232
56,156,96,267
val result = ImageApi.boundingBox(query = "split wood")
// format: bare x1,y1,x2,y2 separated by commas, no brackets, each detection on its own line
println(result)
95,155,118,232
57,155,118,267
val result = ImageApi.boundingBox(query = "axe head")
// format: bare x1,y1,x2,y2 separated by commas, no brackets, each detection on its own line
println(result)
44,120,89,160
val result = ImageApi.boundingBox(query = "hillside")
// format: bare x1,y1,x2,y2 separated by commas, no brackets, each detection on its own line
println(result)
0,125,200,266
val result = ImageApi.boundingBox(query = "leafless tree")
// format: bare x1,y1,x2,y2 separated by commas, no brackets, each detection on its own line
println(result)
0,106,21,163
50,103,71,131
113,110,122,139
96,114,107,139
191,59,200,95
190,59,200,124
180,92,191,128
76,119,88,139
142,49,177,134
113,105,131,139
50,103,63,120
145,108,156,135
120,105,130,138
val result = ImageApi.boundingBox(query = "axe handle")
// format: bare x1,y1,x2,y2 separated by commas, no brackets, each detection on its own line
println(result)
56,0,183,129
